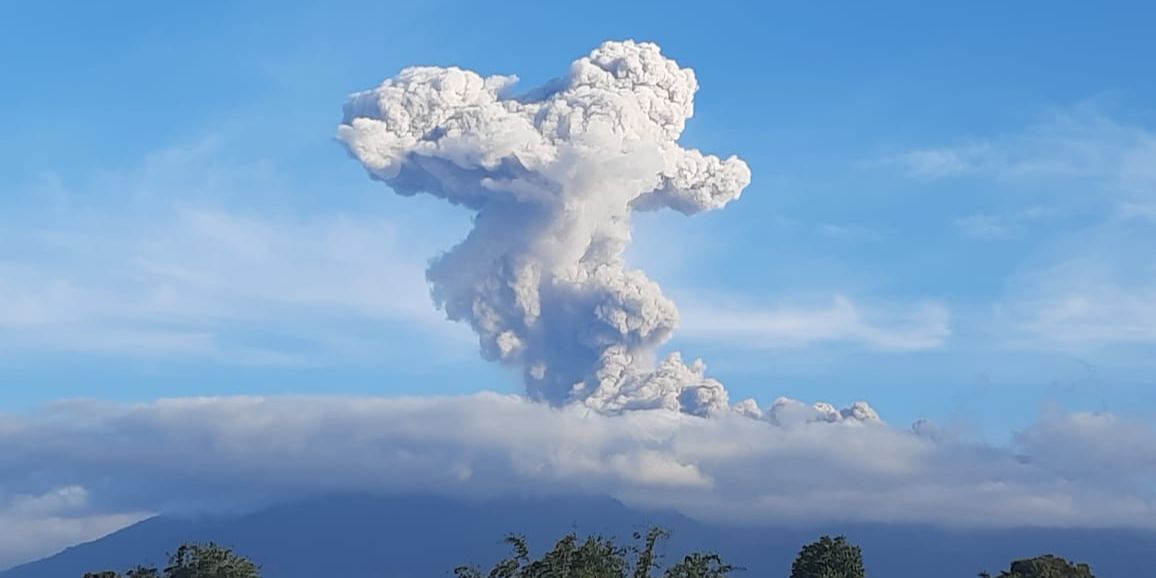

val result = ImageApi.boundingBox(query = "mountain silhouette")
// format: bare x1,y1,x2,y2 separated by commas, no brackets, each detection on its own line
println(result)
4,493,1153,577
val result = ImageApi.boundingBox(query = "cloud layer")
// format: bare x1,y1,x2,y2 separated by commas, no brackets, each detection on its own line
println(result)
3,394,1156,567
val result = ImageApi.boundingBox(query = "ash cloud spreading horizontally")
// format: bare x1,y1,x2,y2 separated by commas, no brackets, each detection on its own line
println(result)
339,40,874,421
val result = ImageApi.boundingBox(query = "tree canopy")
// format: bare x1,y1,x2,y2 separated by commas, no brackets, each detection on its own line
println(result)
789,535,865,578
80,528,1108,578
83,543,260,578
981,554,1096,578
454,527,737,578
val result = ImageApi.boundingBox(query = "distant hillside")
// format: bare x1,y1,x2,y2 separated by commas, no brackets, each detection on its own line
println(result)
4,493,1154,578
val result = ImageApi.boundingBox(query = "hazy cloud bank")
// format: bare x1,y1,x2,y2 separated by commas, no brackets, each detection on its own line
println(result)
2,393,1155,567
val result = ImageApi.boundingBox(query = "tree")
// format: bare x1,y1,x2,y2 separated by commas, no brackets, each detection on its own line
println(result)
83,542,259,578
163,543,260,578
663,553,737,578
789,535,865,578
984,554,1095,578
85,568,154,578
454,526,737,578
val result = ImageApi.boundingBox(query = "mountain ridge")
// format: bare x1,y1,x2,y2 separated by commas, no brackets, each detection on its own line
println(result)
5,493,1154,578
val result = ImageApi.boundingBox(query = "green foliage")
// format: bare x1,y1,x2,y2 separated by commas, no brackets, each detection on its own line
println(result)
163,543,260,578
85,568,152,578
80,525,1100,578
789,535,865,578
985,554,1096,578
454,526,737,578
662,553,737,578
125,567,162,578
83,542,259,578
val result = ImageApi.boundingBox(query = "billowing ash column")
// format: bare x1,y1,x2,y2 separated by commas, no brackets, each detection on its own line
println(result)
339,40,751,416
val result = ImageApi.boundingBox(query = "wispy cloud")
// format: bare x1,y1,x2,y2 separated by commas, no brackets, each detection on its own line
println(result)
879,105,1156,199
953,205,1058,240
1001,257,1156,349
1014,290,1156,347
678,294,951,352
1119,200,1156,221
886,146,985,180
980,193,1156,350
0,138,474,365
0,207,468,364
874,104,1156,351
816,223,881,242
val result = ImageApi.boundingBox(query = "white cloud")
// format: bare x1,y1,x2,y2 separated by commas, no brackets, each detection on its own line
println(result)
3,391,1154,568
0,487,150,570
678,294,950,351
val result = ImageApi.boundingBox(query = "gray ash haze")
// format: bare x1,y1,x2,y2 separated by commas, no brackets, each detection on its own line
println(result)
339,40,864,419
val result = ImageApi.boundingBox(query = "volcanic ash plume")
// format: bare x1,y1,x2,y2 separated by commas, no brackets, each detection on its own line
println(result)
338,40,750,416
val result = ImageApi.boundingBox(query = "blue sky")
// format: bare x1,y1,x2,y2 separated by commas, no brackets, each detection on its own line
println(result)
6,1,1156,568
3,0,1156,437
